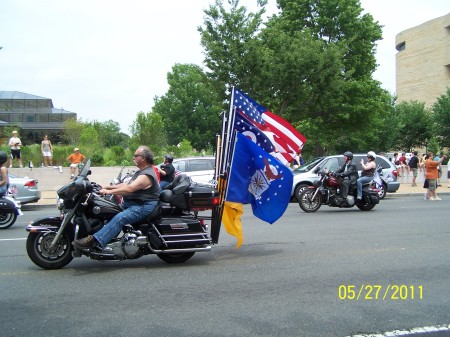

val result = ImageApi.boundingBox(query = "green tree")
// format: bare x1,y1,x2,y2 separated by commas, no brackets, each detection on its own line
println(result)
89,120,129,148
63,117,84,145
152,63,222,151
393,101,432,151
432,88,450,148
198,0,391,155
129,111,166,151
79,125,99,149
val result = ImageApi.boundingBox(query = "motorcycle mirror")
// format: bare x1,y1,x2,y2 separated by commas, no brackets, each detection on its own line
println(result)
313,166,321,174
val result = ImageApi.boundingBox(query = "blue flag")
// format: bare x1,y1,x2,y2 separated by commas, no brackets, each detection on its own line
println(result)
225,133,293,224
233,110,275,153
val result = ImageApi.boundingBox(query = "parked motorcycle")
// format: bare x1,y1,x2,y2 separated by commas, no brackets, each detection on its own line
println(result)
0,190,23,229
298,168,379,213
26,160,219,269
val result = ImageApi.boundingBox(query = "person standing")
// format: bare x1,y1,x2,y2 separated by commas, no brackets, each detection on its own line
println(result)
72,145,160,250
8,130,23,168
157,154,175,189
408,151,419,186
40,135,53,167
66,148,85,179
425,152,447,201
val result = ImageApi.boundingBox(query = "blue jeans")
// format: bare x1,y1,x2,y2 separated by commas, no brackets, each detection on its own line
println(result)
357,176,372,199
93,200,158,247
0,185,6,197
159,181,170,190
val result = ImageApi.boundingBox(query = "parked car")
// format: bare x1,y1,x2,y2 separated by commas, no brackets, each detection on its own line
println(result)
291,154,400,201
171,157,216,184
8,174,41,204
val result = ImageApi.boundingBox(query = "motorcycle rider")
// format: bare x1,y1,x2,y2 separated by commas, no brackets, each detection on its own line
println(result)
357,151,377,200
157,154,175,190
335,151,358,203
72,145,160,250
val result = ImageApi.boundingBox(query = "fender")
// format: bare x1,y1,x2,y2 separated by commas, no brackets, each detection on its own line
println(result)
26,217,62,233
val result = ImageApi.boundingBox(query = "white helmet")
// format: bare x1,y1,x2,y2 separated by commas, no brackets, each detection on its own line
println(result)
367,151,377,160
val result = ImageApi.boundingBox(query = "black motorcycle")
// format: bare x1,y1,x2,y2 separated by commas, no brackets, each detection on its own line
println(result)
298,168,379,213
0,193,22,229
26,160,219,269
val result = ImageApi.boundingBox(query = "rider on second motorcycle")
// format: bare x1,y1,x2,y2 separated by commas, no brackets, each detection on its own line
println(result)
335,151,359,205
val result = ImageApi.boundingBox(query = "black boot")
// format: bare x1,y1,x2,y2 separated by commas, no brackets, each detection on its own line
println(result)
72,235,96,250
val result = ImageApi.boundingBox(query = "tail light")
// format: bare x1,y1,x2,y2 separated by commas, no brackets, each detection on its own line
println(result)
24,180,37,188
392,169,398,178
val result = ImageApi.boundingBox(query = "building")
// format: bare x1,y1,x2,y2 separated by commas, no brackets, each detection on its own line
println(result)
0,91,76,145
395,13,450,106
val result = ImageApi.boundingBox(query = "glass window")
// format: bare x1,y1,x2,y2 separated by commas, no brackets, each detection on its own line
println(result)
0,114,10,122
173,160,186,172
36,114,49,123
49,114,62,122
24,114,35,122
188,159,212,172
9,114,22,122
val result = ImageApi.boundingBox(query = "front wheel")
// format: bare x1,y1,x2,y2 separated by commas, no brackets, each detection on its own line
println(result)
157,252,195,264
0,211,17,229
298,189,322,213
26,229,73,269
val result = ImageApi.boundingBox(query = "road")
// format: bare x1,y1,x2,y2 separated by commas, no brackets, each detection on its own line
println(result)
0,196,449,337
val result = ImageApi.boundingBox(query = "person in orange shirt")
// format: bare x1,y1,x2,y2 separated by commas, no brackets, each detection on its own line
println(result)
425,152,447,201
66,148,86,179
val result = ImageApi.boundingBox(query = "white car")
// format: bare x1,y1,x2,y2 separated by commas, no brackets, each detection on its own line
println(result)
171,157,216,184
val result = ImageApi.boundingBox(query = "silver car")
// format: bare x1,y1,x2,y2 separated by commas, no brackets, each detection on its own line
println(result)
8,174,41,204
171,157,216,184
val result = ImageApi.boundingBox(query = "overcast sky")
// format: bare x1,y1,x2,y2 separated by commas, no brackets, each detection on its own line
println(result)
1,0,448,134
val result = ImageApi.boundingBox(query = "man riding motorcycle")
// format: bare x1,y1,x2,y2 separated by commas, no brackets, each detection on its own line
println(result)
335,151,359,205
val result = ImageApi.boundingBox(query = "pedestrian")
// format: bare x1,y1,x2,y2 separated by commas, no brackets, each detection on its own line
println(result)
8,130,23,168
66,148,85,179
425,152,447,201
418,153,426,176
408,151,419,186
40,135,53,167
433,152,443,186
398,152,409,178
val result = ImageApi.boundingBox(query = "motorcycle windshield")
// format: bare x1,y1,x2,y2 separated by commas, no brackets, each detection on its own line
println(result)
79,159,91,178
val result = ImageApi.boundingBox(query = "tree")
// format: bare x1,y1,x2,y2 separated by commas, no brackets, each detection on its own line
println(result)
393,101,432,151
432,88,450,148
79,125,99,149
129,111,166,151
63,117,84,145
89,120,129,148
198,0,392,155
152,63,222,151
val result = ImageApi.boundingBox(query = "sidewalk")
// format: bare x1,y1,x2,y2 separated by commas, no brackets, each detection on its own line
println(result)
30,182,450,207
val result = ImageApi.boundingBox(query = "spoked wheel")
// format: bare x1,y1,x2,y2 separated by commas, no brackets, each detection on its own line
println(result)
0,211,17,229
298,189,322,213
26,230,73,269
157,252,195,264
371,183,386,200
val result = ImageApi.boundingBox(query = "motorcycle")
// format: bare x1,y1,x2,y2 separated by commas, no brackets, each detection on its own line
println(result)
298,167,379,213
0,188,23,229
26,159,220,270
369,165,387,199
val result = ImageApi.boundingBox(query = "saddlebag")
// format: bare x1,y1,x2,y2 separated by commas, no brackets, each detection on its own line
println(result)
160,174,219,211
148,217,210,249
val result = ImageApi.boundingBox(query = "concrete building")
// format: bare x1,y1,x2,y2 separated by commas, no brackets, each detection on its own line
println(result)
395,13,450,106
0,91,76,144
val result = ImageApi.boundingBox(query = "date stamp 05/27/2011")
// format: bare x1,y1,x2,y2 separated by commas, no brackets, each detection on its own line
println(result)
338,284,423,300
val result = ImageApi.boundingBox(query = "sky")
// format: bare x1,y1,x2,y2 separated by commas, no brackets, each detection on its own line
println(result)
1,0,448,135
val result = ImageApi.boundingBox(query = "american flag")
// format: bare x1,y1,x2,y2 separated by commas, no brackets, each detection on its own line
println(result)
232,88,306,163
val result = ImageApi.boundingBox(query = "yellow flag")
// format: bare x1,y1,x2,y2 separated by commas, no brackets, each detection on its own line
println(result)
222,201,244,249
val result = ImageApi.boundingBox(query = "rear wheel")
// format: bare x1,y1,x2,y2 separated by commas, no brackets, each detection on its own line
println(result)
0,211,17,229
356,198,377,211
157,252,195,264
298,189,322,213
